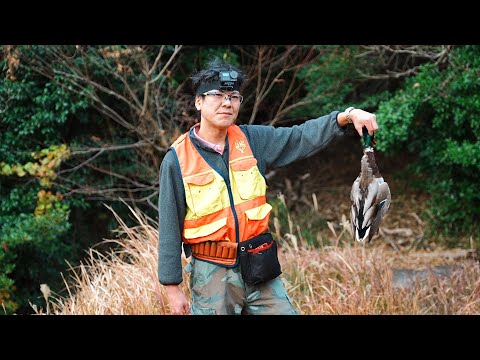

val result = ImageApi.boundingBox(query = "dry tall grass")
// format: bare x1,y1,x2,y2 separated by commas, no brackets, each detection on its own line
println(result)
33,204,189,315
34,204,480,315
281,245,480,314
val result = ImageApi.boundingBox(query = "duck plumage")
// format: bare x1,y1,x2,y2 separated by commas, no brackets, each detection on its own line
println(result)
350,129,391,243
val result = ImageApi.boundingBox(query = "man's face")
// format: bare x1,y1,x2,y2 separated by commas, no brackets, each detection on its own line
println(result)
196,90,242,130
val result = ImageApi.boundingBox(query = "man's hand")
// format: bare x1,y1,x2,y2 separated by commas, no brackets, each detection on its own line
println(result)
338,108,379,136
165,284,190,315
349,109,378,136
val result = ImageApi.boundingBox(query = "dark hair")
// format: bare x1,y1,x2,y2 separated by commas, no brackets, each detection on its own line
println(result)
191,57,246,94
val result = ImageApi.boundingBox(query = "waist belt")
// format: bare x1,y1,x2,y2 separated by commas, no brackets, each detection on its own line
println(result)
190,241,238,266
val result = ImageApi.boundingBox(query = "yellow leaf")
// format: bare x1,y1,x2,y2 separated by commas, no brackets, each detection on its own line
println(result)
16,167,26,177
40,178,51,187
1,164,12,175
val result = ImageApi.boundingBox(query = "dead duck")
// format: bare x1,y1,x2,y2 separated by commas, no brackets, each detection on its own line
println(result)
350,127,391,243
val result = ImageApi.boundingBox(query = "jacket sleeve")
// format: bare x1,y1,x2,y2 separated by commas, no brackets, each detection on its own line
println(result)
241,111,345,170
158,149,186,285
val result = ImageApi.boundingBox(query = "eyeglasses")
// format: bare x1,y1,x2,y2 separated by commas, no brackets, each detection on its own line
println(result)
202,91,244,104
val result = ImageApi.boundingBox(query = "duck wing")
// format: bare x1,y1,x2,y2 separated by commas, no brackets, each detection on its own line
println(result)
350,128,391,243
368,178,391,241
350,173,382,242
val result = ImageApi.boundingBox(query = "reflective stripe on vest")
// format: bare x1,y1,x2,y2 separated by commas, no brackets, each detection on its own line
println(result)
171,125,272,266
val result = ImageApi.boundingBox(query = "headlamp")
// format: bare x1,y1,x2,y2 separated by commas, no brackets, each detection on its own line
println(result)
196,69,241,94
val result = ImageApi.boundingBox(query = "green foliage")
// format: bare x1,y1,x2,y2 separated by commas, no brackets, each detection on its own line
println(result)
375,46,480,239
1,206,71,257
295,45,479,242
0,47,88,164
1,45,184,312
292,46,357,117
0,46,87,312
293,46,399,119
0,247,17,313
0,169,72,313
0,206,72,313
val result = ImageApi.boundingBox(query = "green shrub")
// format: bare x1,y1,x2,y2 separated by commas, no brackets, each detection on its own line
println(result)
376,46,480,241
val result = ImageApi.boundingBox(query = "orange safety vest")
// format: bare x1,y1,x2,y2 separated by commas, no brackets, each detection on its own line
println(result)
171,124,272,266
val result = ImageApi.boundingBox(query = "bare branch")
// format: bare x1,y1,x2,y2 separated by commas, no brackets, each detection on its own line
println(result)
149,46,165,76
18,45,187,208
149,45,183,84
54,69,142,113
57,149,105,175
247,46,317,124
355,45,451,80
356,66,421,80
80,46,143,109
84,163,154,189
69,139,164,156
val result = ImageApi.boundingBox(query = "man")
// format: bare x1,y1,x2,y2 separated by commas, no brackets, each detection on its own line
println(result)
158,58,378,315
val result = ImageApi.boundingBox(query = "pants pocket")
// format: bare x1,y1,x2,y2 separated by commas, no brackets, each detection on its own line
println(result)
191,302,216,315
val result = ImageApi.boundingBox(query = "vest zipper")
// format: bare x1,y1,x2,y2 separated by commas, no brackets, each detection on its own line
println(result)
190,139,241,245
224,177,240,244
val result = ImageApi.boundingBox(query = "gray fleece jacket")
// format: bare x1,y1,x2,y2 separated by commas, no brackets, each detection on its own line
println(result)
158,111,345,285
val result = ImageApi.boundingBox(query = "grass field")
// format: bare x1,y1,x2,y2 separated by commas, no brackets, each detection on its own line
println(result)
33,205,479,315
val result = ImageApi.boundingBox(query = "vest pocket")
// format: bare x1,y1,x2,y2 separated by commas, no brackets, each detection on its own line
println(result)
185,171,224,217
184,217,228,243
231,158,266,200
243,203,272,240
